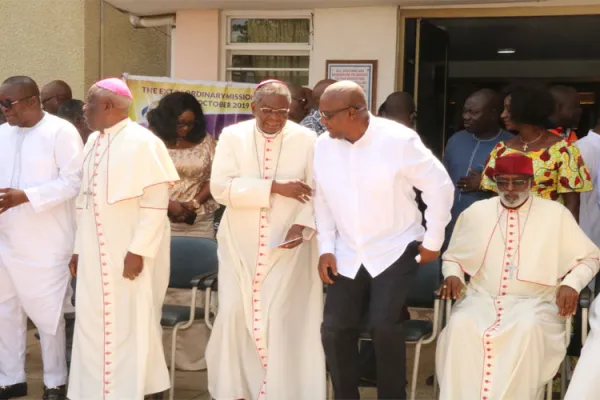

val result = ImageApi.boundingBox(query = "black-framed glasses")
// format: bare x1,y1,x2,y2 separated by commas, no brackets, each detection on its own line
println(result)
495,178,530,190
176,120,196,129
0,95,34,110
259,107,289,117
41,95,57,105
319,106,364,121
292,97,307,104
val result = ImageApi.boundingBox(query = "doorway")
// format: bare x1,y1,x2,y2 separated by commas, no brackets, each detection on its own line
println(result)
399,10,600,158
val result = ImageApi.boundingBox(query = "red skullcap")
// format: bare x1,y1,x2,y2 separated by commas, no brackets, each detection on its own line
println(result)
494,153,534,177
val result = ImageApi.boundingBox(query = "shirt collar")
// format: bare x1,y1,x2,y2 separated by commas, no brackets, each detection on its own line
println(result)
588,129,600,139
351,113,374,146
102,118,130,135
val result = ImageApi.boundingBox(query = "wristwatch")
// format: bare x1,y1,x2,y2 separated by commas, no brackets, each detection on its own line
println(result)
191,199,200,209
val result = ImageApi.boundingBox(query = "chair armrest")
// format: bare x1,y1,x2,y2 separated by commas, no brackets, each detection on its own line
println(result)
191,271,218,290
580,287,592,308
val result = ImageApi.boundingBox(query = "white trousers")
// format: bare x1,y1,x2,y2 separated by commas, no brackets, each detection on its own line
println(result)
0,290,67,387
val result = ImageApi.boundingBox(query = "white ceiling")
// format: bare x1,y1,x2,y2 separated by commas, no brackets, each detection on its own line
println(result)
105,0,539,16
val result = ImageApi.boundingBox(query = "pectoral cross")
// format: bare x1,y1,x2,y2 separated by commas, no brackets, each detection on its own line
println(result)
522,144,529,151
508,263,518,280
83,190,94,209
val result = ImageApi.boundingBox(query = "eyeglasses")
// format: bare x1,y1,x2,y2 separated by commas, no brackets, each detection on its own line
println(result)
319,106,364,121
495,178,530,190
176,121,196,129
292,97,307,104
0,95,34,110
259,108,289,117
41,95,57,105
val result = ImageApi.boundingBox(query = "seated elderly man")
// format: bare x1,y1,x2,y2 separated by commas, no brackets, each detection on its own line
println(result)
436,153,599,400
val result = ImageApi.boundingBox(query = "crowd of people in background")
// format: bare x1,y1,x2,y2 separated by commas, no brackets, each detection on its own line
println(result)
2,72,600,400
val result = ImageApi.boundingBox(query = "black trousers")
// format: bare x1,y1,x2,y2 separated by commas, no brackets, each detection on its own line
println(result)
322,241,420,400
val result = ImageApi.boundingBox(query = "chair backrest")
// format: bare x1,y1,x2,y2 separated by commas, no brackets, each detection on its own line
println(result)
169,236,218,289
406,259,441,309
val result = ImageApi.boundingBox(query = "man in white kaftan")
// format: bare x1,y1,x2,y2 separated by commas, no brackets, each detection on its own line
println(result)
67,79,179,400
206,80,326,400
0,76,82,399
437,153,599,400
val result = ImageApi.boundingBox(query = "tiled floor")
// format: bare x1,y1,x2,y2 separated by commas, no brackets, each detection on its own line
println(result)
23,309,438,400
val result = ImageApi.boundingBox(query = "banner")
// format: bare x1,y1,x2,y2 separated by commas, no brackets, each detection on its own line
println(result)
124,74,256,138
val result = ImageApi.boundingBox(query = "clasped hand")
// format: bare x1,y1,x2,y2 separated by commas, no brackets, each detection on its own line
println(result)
0,188,28,214
272,180,312,204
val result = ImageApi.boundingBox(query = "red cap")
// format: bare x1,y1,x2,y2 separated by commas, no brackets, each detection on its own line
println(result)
494,153,534,177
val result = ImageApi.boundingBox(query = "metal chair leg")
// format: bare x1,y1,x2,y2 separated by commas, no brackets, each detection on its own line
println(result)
169,323,184,400
411,340,424,400
326,372,334,400
560,358,568,399
433,370,438,398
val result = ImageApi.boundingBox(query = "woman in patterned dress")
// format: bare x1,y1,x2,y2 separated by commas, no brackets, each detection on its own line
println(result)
148,92,219,371
481,85,592,220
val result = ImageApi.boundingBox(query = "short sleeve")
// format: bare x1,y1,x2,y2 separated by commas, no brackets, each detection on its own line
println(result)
557,143,593,194
480,143,503,193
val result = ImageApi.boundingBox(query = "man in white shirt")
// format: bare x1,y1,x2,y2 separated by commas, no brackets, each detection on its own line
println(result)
314,81,454,399
575,118,600,247
0,76,83,400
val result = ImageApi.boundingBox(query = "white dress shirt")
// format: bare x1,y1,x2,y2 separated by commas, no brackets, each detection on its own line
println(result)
576,130,600,246
313,115,454,278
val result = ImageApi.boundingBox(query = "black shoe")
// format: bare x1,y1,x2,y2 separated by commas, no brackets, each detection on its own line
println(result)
0,382,28,399
144,392,164,400
43,385,66,400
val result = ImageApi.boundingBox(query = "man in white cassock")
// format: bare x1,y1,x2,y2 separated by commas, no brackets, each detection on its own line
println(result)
0,76,82,400
437,152,600,400
206,80,325,400
67,78,179,400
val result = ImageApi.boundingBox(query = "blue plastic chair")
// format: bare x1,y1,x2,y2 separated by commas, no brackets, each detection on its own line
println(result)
160,236,218,400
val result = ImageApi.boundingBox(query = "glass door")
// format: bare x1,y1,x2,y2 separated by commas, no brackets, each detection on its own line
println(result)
404,19,449,158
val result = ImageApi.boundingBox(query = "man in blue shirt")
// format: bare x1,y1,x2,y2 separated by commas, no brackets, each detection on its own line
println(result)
300,79,336,134
443,89,512,237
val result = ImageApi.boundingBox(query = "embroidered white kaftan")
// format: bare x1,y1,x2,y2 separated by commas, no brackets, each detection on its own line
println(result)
437,197,599,400
67,119,179,400
0,113,83,387
206,119,326,400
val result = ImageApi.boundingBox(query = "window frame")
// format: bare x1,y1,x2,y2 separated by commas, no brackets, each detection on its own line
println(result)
220,10,313,84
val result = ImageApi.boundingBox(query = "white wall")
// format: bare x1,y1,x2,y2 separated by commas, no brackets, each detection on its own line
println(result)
310,6,399,109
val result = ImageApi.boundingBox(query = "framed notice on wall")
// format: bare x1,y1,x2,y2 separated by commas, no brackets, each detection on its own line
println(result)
326,60,378,113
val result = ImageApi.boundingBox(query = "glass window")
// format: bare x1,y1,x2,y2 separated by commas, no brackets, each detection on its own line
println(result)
227,55,309,86
231,71,309,86
231,55,309,69
224,15,311,85
230,18,310,44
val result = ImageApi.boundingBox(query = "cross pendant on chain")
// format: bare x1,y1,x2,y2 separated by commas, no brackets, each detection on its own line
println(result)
508,263,518,280
83,190,94,209
522,144,528,151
